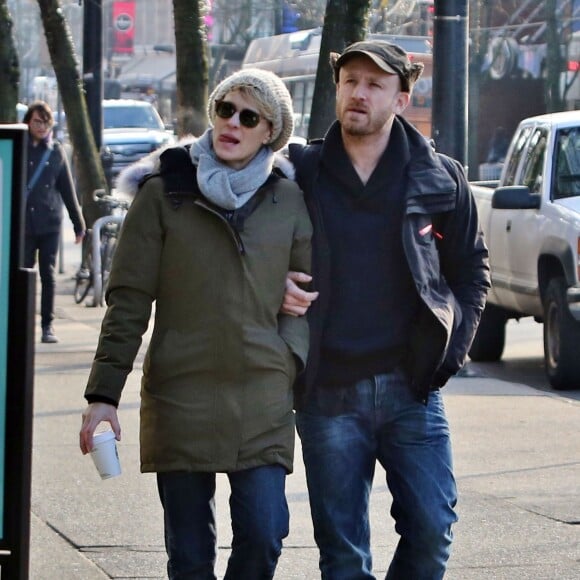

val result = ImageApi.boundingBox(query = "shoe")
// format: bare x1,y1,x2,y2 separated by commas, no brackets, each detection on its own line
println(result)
41,326,59,344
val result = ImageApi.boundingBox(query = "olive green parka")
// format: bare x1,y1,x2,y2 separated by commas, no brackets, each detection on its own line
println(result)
85,146,312,474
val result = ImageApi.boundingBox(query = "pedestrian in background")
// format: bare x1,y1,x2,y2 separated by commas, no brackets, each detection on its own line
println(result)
23,101,85,344
282,40,490,579
79,69,312,579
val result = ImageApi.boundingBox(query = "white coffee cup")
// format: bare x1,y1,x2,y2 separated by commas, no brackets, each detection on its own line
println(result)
90,430,121,480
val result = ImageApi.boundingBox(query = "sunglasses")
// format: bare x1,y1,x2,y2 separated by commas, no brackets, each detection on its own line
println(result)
215,100,262,129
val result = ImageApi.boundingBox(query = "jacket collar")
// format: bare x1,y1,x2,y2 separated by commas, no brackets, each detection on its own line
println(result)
28,135,54,151
396,116,458,202
318,117,457,204
318,120,407,196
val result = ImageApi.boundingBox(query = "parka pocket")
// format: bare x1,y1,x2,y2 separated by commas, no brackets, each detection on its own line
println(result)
271,332,298,383
245,326,297,382
282,341,298,385
144,328,216,384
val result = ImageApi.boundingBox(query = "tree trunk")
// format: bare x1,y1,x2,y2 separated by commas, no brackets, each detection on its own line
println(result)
172,0,209,137
0,0,19,122
308,0,371,139
36,0,108,228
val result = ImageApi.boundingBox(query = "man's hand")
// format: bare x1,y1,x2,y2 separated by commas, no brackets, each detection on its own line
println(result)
79,402,121,454
75,231,85,245
281,271,319,316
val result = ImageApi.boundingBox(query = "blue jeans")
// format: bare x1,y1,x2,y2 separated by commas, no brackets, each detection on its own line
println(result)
156,465,289,580
296,372,457,580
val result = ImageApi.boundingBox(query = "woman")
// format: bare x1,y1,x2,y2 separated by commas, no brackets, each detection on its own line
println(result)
79,69,312,579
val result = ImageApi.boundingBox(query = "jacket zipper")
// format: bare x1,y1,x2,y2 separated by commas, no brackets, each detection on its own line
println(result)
193,198,246,255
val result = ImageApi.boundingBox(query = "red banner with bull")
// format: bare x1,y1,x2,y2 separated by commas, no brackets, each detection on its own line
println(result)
113,1,135,55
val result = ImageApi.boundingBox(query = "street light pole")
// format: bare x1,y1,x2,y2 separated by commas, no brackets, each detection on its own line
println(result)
432,0,468,166
83,0,103,150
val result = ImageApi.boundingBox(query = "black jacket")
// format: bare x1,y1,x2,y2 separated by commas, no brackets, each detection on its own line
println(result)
289,118,490,405
25,139,85,237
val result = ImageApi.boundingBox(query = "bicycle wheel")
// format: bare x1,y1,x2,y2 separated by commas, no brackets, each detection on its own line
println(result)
99,233,117,306
74,275,91,304
74,259,92,304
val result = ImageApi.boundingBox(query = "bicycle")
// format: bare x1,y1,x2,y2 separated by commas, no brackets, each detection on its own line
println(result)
74,191,131,307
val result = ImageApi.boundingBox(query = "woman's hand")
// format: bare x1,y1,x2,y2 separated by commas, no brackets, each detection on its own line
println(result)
281,271,319,316
79,402,121,454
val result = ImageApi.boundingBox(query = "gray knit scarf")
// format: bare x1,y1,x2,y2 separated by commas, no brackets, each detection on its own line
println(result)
190,129,274,210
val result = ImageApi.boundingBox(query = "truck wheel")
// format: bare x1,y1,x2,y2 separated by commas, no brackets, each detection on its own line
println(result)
543,277,580,390
468,303,507,361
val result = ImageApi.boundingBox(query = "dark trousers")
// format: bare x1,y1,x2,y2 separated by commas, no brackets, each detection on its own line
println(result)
24,232,60,328
157,465,289,580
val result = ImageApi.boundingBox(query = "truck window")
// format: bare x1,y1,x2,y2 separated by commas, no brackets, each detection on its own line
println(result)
503,126,532,186
554,127,580,199
520,127,548,194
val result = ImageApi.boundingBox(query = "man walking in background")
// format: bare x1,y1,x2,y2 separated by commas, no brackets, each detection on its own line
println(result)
23,101,85,343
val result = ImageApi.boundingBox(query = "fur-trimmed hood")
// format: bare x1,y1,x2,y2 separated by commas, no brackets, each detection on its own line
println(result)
115,136,297,197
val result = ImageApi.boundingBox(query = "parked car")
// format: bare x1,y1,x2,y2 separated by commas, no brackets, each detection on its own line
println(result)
469,111,580,390
102,99,175,187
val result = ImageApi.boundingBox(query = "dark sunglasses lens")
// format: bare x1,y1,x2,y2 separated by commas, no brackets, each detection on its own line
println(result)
215,101,235,119
215,101,261,129
239,110,260,128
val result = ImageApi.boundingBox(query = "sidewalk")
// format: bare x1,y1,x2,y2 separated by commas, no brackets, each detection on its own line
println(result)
28,240,580,579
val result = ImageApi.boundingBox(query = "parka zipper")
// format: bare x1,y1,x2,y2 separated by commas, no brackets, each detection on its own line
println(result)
193,198,246,255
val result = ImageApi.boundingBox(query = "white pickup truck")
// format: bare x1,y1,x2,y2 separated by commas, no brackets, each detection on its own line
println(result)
469,111,580,390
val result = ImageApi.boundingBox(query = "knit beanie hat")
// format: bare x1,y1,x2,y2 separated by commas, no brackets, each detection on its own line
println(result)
208,68,294,152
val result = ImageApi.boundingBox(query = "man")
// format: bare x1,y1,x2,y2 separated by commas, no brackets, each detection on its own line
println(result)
23,101,85,343
283,40,490,579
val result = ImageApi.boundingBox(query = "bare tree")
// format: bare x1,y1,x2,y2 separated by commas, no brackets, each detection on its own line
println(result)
172,0,209,137
0,0,19,122
36,0,107,228
209,0,275,86
308,0,371,139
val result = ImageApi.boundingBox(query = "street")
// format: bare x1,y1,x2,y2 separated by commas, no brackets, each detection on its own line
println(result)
469,316,580,400
27,238,580,579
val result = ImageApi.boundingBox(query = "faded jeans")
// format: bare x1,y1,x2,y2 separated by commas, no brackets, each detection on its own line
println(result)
296,371,457,580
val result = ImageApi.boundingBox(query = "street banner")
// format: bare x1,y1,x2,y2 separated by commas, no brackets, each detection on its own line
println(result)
113,1,135,55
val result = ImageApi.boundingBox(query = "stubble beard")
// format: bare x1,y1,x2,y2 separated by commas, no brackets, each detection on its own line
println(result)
341,118,370,136
338,107,391,138
337,103,369,137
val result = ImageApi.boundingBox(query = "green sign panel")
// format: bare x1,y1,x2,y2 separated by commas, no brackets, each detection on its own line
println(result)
0,139,14,536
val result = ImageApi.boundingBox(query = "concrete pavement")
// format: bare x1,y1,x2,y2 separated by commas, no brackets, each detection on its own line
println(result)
27,238,580,579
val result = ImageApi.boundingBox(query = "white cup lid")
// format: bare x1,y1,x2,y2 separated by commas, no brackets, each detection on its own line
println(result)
93,430,116,444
